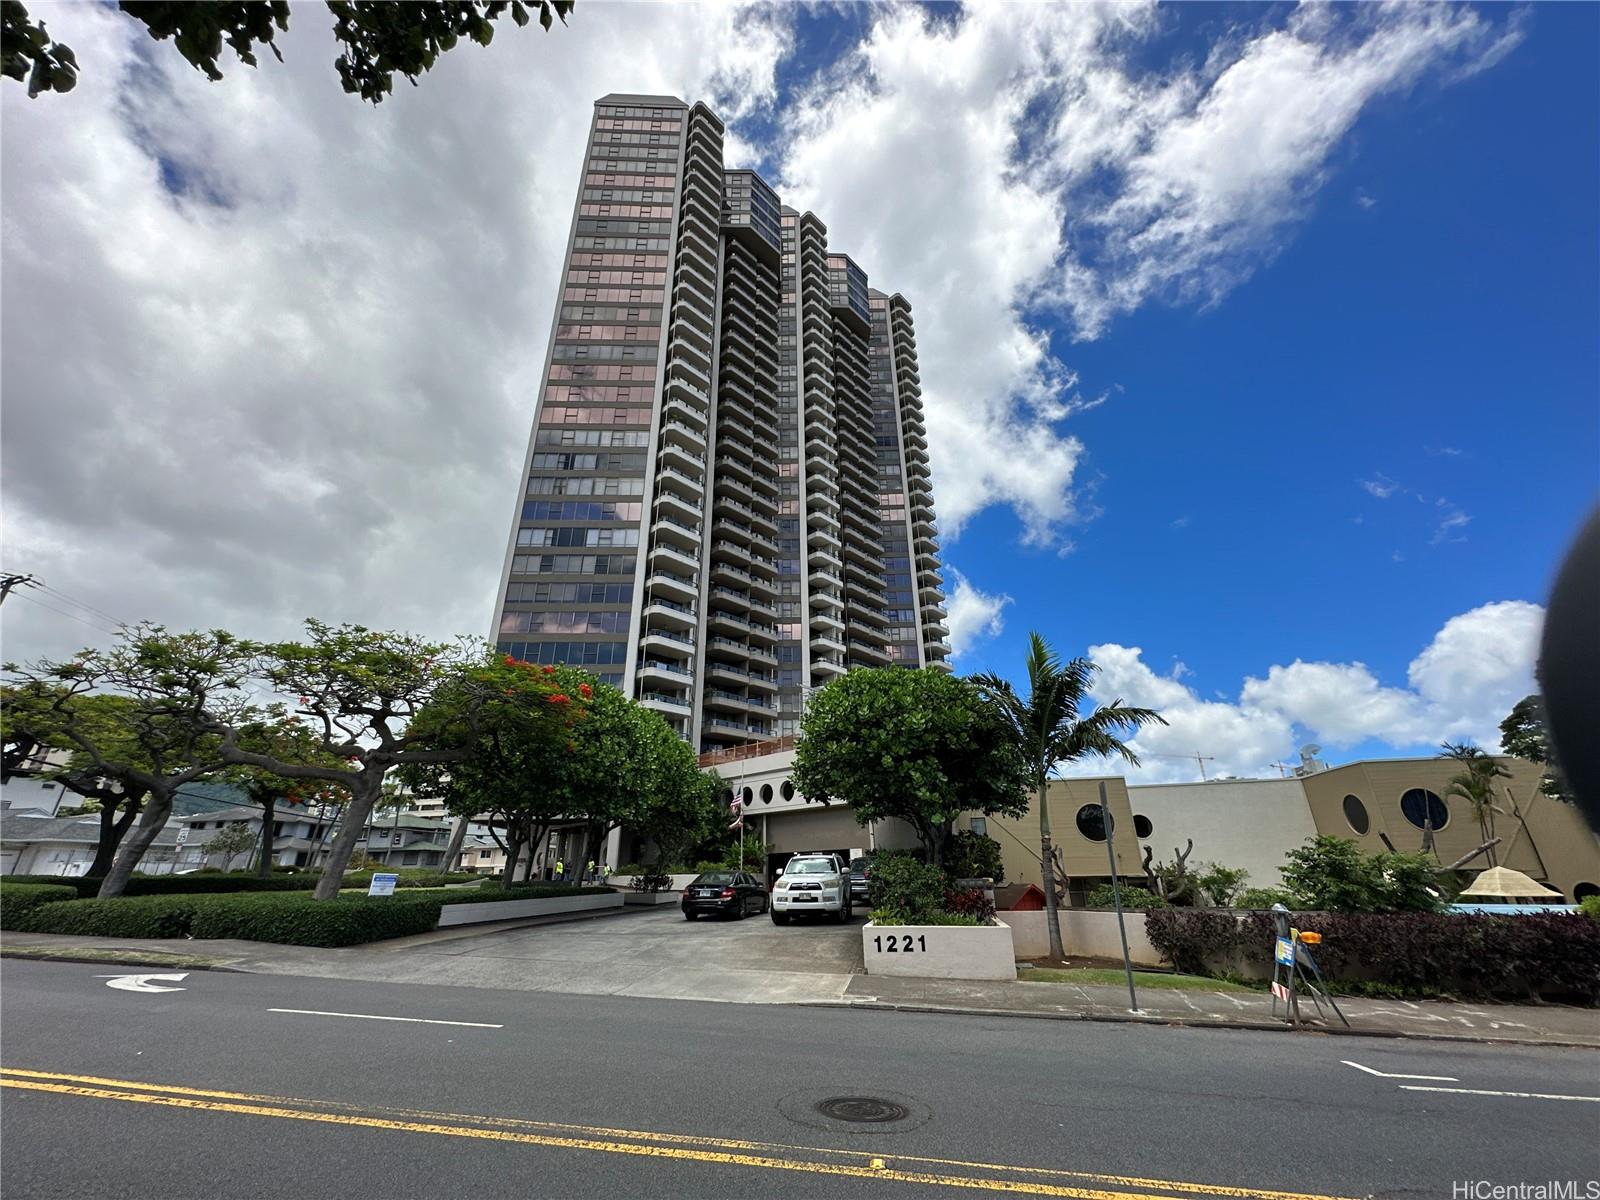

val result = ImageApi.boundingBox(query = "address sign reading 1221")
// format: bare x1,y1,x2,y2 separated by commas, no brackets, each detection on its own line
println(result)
872,934,928,953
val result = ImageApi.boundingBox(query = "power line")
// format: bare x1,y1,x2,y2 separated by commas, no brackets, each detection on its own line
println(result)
0,573,40,605
35,581,126,630
10,589,121,637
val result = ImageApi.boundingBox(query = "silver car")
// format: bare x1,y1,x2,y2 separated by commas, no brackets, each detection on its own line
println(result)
770,853,852,924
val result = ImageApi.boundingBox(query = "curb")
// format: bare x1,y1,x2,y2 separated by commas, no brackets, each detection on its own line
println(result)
800,998,1600,1050
1,949,245,973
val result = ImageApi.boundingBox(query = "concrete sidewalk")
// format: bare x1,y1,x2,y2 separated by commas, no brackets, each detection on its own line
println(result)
829,971,1600,1048
5,925,1597,1048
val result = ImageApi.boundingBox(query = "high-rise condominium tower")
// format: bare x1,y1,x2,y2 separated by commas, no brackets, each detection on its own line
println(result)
492,94,949,753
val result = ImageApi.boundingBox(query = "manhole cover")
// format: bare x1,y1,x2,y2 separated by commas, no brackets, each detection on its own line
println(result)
815,1097,909,1124
777,1087,930,1134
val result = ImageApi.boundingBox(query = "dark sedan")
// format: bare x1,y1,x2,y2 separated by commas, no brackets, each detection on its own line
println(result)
848,856,874,905
681,871,769,920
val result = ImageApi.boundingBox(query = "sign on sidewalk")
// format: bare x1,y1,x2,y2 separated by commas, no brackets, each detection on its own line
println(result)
367,873,398,897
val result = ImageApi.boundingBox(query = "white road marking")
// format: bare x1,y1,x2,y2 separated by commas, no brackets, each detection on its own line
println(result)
1342,1059,1458,1081
97,973,189,994
1401,1085,1600,1103
267,1008,503,1029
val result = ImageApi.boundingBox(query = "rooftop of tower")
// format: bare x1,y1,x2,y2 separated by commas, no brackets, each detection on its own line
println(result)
596,92,688,107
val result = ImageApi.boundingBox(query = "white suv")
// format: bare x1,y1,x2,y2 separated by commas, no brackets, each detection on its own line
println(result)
771,853,852,924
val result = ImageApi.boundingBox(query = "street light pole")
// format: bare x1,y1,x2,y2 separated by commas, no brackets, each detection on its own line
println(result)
1099,781,1140,1014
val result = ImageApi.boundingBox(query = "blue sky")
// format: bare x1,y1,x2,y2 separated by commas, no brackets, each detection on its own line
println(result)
2,1,1593,782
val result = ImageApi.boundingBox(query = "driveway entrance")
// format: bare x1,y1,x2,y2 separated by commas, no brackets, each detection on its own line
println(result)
412,904,867,1004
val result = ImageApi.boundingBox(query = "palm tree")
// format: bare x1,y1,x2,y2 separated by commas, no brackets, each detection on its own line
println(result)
973,633,1166,961
1439,741,1511,864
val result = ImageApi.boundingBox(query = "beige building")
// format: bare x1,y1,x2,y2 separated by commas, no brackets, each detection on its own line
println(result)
691,742,1600,903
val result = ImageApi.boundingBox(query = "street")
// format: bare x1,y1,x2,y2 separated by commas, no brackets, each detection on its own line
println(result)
2,959,1596,1199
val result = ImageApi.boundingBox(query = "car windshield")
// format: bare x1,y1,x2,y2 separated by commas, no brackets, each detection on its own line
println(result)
693,872,737,886
786,859,834,875
849,858,870,871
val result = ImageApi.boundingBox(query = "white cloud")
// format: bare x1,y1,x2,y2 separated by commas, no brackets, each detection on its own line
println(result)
772,3,1516,546
944,569,1011,659
0,2,790,665
1361,475,1402,499
1068,600,1542,782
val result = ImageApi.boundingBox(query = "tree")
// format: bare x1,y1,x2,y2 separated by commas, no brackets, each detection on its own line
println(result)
3,0,572,102
1499,695,1574,805
221,708,344,876
202,821,256,869
1196,862,1250,907
972,633,1166,962
219,624,580,900
792,667,1028,871
1440,741,1511,865
1281,835,1444,913
4,627,256,897
3,687,152,876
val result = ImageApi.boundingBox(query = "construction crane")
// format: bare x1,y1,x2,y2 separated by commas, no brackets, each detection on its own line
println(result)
1141,751,1217,780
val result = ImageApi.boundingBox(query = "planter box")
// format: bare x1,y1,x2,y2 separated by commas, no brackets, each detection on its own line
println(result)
435,892,623,928
1000,909,1164,965
605,873,699,892
623,890,681,906
862,920,1017,981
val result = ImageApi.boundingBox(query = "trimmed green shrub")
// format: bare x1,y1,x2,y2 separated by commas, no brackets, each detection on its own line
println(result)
434,884,613,905
16,894,206,939
1580,895,1600,920
944,831,1005,885
7,869,484,901
17,891,444,946
1280,836,1444,913
0,882,80,929
1085,884,1166,909
1236,887,1299,910
867,853,947,922
1145,908,1600,1003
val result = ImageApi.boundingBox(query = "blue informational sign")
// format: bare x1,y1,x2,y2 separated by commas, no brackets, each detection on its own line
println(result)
367,873,399,897
1275,937,1295,966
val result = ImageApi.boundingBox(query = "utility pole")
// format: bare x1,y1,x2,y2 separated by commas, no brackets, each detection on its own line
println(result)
0,573,39,605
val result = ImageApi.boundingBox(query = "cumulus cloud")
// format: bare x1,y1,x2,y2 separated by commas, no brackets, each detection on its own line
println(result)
771,3,1516,545
945,570,1012,659
0,2,789,664
1069,600,1542,782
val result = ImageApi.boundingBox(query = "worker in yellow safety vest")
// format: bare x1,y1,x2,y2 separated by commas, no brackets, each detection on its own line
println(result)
555,858,565,882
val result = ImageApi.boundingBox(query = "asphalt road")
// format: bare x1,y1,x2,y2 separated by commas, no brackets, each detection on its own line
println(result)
2,958,1596,1199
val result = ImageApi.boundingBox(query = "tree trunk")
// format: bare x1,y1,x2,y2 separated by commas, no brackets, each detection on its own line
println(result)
255,794,277,877
1037,780,1066,961
442,815,469,873
99,789,175,898
89,796,142,878
501,819,526,886
312,772,385,901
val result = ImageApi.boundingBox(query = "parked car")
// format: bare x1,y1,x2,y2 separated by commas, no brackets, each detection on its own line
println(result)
681,871,769,920
848,855,874,905
771,853,852,924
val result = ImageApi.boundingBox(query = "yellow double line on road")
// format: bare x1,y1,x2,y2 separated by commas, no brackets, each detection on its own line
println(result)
1,1066,1354,1200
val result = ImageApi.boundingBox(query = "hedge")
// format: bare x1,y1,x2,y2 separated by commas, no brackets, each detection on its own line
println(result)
6,870,484,900
15,892,445,947
11,883,615,946
0,882,80,930
1145,908,1600,1003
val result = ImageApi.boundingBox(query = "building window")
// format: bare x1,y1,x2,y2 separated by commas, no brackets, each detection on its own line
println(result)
1399,788,1448,831
1342,794,1370,835
1133,814,1153,839
780,781,795,801
969,817,987,837
760,784,773,803
1074,804,1108,843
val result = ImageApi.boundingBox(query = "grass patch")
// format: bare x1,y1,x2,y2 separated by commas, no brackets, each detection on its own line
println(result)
1021,967,1257,992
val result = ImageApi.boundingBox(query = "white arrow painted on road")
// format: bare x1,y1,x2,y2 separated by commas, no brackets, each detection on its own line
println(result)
97,973,189,994
1341,1059,1457,1081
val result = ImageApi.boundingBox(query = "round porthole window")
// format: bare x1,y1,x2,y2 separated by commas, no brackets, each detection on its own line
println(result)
1133,814,1153,839
1399,788,1448,831
1075,804,1109,843
1573,882,1598,902
741,786,754,805
780,781,795,801
1342,794,1370,835
760,783,773,804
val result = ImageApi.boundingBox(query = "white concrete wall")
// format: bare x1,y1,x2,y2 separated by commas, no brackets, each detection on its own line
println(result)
435,892,623,927
1000,909,1163,965
1128,778,1317,890
862,921,1017,980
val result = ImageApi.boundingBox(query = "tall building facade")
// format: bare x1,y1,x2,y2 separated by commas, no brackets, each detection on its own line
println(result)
492,94,950,755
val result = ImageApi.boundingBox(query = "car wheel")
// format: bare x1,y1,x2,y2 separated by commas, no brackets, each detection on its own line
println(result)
771,910,788,926
830,906,845,924
683,911,697,921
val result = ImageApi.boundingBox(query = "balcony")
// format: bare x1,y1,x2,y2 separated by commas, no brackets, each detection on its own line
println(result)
639,627,695,660
650,512,702,552
644,569,698,603
636,659,694,686
641,596,697,630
